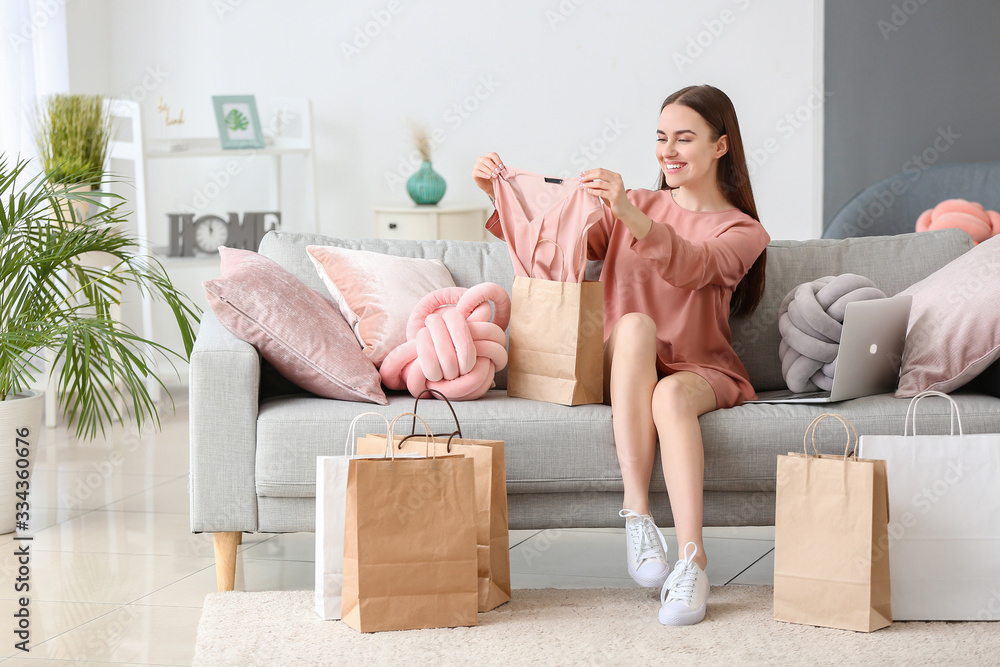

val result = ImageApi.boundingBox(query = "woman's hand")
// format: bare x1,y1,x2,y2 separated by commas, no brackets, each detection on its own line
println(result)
580,168,652,239
579,169,632,218
472,153,505,199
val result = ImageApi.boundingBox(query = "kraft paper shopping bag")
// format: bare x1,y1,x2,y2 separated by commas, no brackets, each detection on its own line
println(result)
314,412,391,620
507,273,604,406
859,390,1000,620
341,413,478,632
356,389,511,612
774,413,892,632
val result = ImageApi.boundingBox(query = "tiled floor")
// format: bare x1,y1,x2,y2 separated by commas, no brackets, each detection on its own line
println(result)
0,395,774,665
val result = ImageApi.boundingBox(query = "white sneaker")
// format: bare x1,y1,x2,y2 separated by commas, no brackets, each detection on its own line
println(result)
618,509,670,588
658,542,708,626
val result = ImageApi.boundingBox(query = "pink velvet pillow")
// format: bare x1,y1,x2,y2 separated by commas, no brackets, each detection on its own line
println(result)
306,245,456,366
895,233,1000,397
203,247,387,404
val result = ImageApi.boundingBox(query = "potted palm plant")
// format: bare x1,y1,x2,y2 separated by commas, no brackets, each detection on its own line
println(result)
0,155,200,533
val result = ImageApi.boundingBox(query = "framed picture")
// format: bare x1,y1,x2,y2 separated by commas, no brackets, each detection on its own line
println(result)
212,95,265,149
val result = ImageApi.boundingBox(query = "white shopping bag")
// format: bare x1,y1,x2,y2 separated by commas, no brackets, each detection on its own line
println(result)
859,390,1000,621
314,412,390,620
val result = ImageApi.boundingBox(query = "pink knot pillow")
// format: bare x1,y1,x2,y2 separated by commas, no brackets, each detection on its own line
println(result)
379,283,511,401
916,199,1000,245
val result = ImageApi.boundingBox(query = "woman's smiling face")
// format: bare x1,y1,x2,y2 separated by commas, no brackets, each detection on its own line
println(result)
656,103,728,189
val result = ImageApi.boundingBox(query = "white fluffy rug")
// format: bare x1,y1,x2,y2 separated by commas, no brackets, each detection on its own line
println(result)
194,586,997,666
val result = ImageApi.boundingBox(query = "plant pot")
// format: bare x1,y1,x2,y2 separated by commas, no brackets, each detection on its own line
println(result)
0,390,45,535
58,182,94,223
56,183,121,268
406,161,446,205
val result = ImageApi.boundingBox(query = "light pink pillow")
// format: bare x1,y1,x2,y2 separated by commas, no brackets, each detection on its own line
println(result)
895,233,1000,397
203,247,387,404
306,245,456,366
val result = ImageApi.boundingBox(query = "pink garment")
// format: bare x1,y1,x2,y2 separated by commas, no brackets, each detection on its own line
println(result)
490,168,607,282
487,187,770,408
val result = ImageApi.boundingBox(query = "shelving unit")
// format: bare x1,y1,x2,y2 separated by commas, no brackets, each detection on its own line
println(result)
43,97,317,427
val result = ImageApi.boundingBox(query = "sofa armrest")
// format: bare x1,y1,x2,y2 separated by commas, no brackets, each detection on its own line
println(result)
189,310,261,533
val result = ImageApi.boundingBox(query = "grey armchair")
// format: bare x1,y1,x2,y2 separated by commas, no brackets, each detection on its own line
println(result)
823,161,1000,239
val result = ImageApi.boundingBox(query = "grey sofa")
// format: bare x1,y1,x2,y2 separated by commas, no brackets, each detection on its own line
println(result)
190,227,1000,591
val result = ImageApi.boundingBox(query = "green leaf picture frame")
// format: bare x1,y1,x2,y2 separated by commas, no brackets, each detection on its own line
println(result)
212,95,265,149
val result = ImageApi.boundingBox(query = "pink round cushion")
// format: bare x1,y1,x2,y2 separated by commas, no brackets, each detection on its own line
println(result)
379,283,511,401
916,199,1000,245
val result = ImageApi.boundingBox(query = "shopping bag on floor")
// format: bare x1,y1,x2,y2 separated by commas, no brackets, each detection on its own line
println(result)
314,412,390,620
341,413,479,632
774,413,892,632
858,390,1000,621
356,389,511,612
507,240,603,406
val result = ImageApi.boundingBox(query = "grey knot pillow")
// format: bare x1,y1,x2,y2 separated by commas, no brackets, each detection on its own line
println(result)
778,274,886,392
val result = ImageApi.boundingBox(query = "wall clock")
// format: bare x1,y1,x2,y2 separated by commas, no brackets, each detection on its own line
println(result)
167,211,281,257
194,215,230,253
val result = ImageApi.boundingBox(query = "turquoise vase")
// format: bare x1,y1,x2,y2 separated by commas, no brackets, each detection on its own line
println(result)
407,161,446,205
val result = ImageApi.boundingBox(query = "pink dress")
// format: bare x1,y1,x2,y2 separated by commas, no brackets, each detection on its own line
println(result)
487,187,770,409
489,167,606,281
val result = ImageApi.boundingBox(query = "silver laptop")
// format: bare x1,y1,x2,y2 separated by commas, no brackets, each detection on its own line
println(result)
746,295,912,404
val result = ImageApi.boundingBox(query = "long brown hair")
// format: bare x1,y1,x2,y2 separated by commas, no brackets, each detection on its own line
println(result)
654,85,766,318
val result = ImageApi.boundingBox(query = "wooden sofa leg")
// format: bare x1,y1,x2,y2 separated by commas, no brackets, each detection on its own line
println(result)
213,531,241,592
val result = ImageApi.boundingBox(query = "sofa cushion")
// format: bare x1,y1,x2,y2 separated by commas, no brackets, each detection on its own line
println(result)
260,232,515,294
253,389,1000,500
203,247,387,404
895,233,1000,396
305,245,456,366
732,229,974,392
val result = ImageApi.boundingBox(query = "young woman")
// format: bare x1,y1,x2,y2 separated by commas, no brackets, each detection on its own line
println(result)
472,85,768,626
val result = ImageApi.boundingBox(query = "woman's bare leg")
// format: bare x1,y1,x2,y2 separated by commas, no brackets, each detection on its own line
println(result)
604,312,660,514
651,371,717,570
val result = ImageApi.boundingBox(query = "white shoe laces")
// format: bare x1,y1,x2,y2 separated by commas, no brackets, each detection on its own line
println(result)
661,541,700,606
619,509,667,565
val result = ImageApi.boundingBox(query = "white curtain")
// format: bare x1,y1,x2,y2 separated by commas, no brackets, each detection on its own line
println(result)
0,0,70,164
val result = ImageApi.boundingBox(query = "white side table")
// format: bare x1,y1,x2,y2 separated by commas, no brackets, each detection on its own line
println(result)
374,205,492,241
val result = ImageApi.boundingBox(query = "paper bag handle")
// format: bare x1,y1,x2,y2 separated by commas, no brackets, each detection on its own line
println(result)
388,412,436,459
344,412,391,457
903,390,963,436
802,413,858,460
529,237,569,281
397,389,463,452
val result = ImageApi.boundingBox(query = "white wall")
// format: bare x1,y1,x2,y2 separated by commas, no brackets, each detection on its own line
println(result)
67,0,823,242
